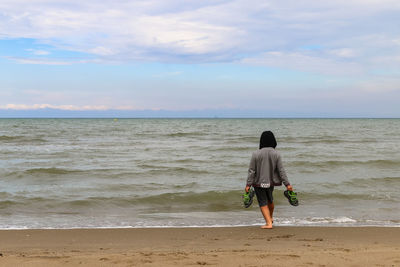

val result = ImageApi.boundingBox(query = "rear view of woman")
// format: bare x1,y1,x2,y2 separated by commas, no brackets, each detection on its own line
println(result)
245,131,293,229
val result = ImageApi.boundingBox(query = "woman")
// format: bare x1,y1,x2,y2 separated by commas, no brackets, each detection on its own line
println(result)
245,131,293,229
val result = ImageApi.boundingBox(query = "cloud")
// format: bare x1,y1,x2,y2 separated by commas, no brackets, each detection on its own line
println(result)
0,0,245,62
0,0,399,82
357,77,400,93
328,48,356,58
26,49,51,56
240,51,363,76
5,56,75,65
4,56,102,65
0,1,397,59
0,103,132,111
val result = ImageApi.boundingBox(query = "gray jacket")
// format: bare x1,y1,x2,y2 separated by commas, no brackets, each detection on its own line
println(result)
246,147,290,188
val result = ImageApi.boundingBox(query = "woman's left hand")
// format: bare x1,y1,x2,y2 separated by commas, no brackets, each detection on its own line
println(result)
286,185,293,191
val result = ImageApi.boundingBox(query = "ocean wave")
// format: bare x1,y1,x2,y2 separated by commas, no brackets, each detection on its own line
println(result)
0,135,19,141
0,197,51,208
25,167,82,175
288,159,400,169
10,190,246,212
278,217,400,226
173,182,198,189
137,165,211,176
97,182,199,192
0,200,18,208
0,135,47,143
0,192,13,198
5,168,85,178
295,190,394,201
208,146,253,152
280,136,378,144
279,216,357,225
2,186,397,212
0,216,398,229
165,132,204,138
223,136,258,143
311,177,400,195
111,190,246,212
342,177,400,187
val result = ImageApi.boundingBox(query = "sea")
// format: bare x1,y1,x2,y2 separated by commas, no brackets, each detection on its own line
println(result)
0,118,399,229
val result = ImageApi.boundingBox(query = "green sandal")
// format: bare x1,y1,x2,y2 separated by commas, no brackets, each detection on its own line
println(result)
284,190,299,206
242,188,255,208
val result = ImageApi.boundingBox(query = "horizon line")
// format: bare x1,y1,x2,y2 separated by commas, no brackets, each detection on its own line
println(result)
0,117,399,119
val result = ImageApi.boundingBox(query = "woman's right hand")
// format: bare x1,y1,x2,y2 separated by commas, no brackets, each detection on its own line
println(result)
245,186,251,193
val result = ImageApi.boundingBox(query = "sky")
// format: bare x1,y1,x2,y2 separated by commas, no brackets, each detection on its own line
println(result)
0,0,400,117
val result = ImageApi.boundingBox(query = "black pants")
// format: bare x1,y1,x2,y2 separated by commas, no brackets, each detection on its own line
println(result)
254,187,274,207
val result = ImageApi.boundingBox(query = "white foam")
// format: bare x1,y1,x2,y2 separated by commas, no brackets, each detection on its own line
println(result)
1,216,399,230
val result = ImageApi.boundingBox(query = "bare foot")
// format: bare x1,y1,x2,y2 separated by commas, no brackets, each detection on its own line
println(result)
261,224,273,229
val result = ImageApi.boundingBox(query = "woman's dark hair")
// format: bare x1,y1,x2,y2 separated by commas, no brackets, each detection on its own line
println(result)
259,131,277,149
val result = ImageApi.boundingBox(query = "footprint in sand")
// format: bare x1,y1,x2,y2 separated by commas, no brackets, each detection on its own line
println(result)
298,238,324,242
275,234,295,239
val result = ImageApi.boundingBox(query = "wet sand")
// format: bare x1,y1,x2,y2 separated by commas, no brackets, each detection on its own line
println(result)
0,227,399,266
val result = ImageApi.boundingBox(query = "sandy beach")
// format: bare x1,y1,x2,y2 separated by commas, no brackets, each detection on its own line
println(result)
0,226,399,266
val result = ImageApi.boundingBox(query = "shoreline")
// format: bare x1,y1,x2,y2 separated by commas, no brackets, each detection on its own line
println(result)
0,226,399,266
0,223,399,230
